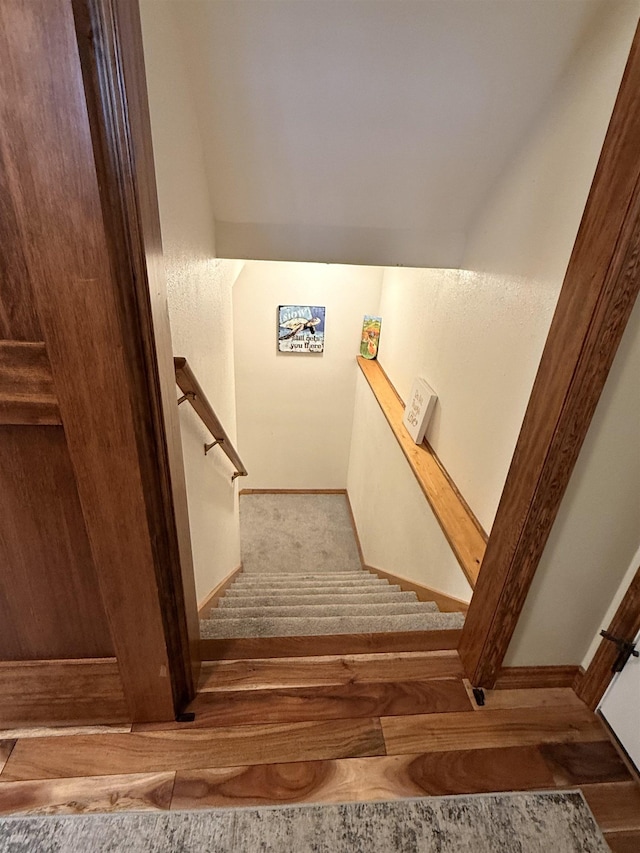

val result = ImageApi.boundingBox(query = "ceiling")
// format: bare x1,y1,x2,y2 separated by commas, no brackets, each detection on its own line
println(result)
172,0,606,267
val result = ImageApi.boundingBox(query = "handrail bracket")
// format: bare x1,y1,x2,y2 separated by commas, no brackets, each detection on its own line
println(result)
204,438,224,455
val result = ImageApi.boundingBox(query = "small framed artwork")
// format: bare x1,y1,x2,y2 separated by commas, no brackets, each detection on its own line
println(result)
278,305,325,353
360,315,381,360
402,377,438,444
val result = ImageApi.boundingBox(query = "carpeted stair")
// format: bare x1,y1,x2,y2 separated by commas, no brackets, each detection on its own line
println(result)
200,571,465,638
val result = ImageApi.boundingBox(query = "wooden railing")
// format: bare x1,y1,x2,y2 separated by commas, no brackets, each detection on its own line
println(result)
174,357,248,482
356,356,486,587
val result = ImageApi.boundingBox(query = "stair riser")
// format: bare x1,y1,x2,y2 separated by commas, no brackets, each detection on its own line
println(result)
200,612,466,639
211,602,438,618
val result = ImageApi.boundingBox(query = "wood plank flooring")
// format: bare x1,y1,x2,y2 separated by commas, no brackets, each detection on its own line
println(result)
0,649,637,853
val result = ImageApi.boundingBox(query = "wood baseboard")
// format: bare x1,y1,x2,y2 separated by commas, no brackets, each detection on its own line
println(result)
0,659,129,727
493,665,583,690
200,630,462,661
239,489,347,495
365,566,470,614
197,565,243,619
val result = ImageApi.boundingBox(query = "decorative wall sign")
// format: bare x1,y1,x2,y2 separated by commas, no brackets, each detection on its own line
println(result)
402,377,438,444
278,305,325,353
360,315,382,359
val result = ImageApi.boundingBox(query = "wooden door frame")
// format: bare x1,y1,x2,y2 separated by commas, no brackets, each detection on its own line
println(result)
71,0,201,704
459,24,640,687
575,564,640,710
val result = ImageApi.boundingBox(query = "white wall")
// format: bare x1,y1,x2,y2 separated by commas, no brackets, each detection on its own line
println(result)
505,296,640,666
377,266,557,532
141,2,242,603
347,1,637,598
233,261,382,489
582,544,640,671
376,1,638,534
348,372,474,601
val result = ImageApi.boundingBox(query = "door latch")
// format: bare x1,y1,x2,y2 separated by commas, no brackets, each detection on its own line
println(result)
600,630,639,673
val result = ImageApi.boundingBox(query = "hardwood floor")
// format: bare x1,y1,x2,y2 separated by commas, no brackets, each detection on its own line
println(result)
0,649,638,851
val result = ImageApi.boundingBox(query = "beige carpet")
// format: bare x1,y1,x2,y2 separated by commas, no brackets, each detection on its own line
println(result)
239,493,362,574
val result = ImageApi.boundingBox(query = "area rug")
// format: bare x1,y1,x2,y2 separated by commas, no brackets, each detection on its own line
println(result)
0,791,609,852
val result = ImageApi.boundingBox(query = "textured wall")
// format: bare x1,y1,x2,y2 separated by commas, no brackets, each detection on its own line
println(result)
140,2,242,602
377,266,554,532
347,372,473,601
506,297,640,667
233,261,383,489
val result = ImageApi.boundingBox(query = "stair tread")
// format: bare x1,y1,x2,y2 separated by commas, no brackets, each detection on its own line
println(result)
200,611,465,638
226,584,403,597
219,591,419,607
211,601,439,618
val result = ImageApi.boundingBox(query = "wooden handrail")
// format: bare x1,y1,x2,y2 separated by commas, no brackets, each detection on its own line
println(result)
174,357,248,482
356,356,486,587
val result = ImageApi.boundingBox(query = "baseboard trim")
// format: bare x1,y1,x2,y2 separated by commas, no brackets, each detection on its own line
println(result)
493,665,583,690
365,566,469,614
200,629,462,660
198,565,243,619
239,489,347,495
0,658,129,726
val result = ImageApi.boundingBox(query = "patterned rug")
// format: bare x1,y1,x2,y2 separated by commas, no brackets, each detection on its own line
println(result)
0,791,608,852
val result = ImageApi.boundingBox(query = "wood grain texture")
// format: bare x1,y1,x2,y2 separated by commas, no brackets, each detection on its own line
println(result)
0,660,128,727
134,680,473,730
459,26,640,687
0,342,60,424
199,651,465,692
381,706,606,755
604,829,640,853
0,742,15,774
366,566,470,613
198,565,243,619
0,772,174,815
576,565,640,709
0,726,131,740
357,356,486,586
175,357,247,478
581,782,640,832
539,741,632,786
475,687,585,712
171,745,556,809
0,719,385,781
493,666,583,690
201,630,461,661
72,0,198,714
0,427,114,660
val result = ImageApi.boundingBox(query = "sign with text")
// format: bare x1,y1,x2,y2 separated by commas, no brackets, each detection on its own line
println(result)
402,377,437,444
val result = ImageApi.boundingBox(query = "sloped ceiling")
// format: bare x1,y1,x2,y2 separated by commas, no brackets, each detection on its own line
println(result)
171,0,606,267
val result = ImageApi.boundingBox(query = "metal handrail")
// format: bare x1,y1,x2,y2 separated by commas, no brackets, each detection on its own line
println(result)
174,357,248,482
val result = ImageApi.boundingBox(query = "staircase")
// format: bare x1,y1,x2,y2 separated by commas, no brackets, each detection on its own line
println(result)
200,571,465,639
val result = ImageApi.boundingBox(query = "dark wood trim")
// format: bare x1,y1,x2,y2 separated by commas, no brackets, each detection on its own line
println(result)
198,565,243,619
201,630,462,661
0,342,60,425
493,666,583,691
575,564,640,710
0,659,128,727
72,0,199,712
356,356,486,586
365,566,470,614
459,26,640,688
